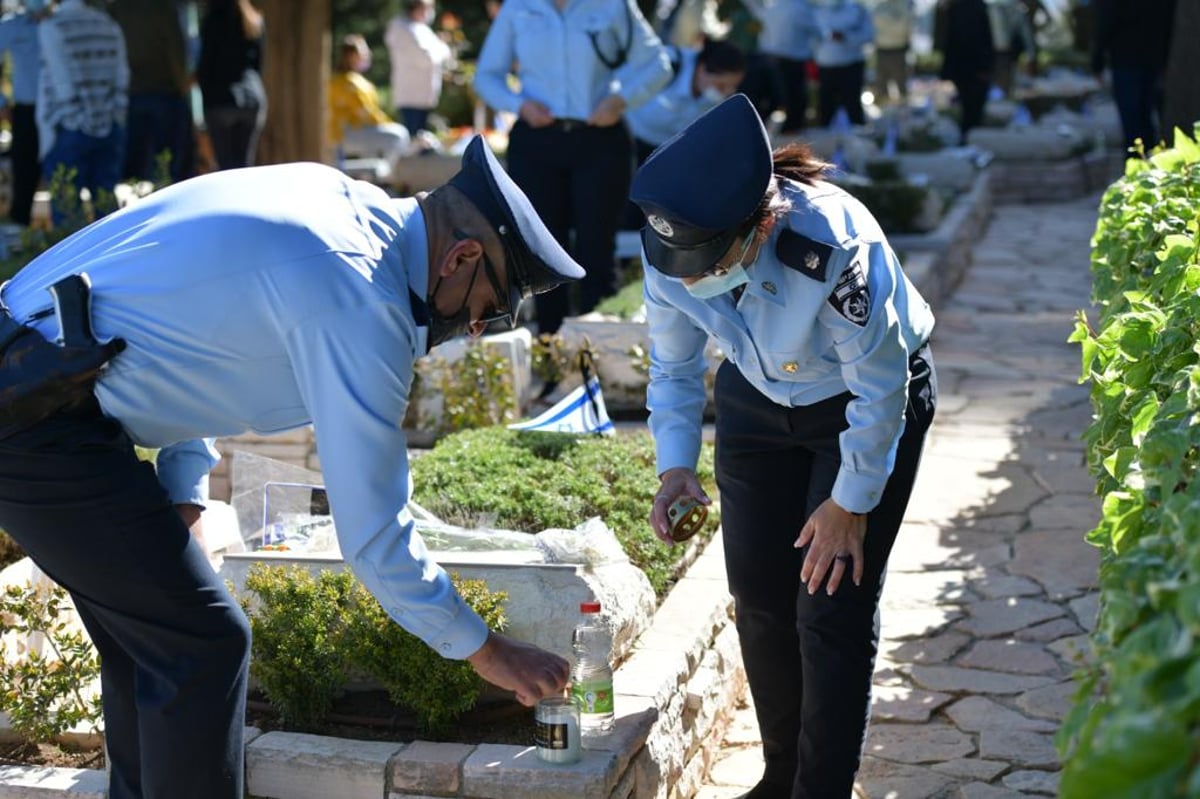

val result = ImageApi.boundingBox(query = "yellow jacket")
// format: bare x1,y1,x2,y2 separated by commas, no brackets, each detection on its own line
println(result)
328,71,392,146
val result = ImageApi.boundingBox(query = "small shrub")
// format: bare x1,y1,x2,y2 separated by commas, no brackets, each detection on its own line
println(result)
0,582,102,743
593,278,646,320
437,340,516,433
346,574,506,733
0,530,24,571
410,426,719,595
238,564,509,732
240,565,356,727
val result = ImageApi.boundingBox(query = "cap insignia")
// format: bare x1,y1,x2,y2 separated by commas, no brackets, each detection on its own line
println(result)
804,250,820,271
647,214,674,239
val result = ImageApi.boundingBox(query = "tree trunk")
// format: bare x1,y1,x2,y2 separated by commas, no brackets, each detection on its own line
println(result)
1163,0,1200,142
256,0,331,165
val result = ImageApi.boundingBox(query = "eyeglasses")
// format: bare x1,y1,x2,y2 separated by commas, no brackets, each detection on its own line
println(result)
454,229,511,325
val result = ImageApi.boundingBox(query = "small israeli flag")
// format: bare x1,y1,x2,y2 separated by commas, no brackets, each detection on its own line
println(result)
508,375,615,435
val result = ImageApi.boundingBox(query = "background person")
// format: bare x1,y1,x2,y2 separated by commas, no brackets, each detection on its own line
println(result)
936,0,994,144
0,134,578,799
196,0,266,170
36,0,129,226
385,0,453,137
472,0,673,335
811,0,873,126
0,0,49,226
634,94,936,799
1091,0,1176,154
328,33,412,167
740,0,817,134
871,0,913,105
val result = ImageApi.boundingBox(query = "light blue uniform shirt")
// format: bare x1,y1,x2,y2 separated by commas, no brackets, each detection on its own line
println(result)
626,48,718,147
0,12,42,105
812,0,873,67
2,163,491,660
473,0,673,119
643,179,934,514
743,0,817,61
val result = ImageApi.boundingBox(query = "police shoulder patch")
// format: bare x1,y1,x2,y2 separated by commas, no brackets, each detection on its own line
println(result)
827,262,871,326
775,229,833,283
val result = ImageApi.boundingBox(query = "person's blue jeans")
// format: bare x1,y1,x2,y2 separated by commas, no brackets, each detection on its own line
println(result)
41,125,125,227
398,107,431,135
1111,66,1163,155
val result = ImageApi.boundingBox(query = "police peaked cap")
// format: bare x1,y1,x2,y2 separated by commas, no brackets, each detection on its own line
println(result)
448,135,585,327
631,93,773,278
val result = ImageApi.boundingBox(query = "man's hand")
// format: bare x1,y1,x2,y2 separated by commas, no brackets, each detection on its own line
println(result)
467,632,569,706
175,503,207,553
649,467,711,545
588,95,626,127
519,99,555,128
795,498,867,596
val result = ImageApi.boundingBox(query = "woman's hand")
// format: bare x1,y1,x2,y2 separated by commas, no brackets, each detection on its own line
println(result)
649,467,711,545
795,498,867,595
519,99,554,128
588,95,626,127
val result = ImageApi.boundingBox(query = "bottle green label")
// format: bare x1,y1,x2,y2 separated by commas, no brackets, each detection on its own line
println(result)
572,679,614,714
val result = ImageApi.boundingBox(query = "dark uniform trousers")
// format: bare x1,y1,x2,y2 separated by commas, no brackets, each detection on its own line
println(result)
0,399,251,799
715,346,936,799
505,118,634,334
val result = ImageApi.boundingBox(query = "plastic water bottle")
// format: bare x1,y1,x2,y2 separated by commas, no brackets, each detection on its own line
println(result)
570,600,614,743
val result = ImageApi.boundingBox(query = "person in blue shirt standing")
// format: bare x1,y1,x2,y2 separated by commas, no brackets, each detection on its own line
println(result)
473,0,673,336
634,95,936,799
0,135,577,799
811,0,873,126
741,0,817,134
0,0,50,226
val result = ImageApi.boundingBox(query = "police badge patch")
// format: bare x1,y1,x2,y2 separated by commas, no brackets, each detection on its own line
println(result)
828,262,870,326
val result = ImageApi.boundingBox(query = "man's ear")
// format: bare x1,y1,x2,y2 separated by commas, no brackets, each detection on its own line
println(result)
435,235,485,278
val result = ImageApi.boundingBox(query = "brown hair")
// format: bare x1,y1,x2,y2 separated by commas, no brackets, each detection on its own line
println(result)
338,34,368,71
742,141,831,233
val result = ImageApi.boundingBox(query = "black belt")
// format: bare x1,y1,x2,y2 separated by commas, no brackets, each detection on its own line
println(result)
549,118,590,132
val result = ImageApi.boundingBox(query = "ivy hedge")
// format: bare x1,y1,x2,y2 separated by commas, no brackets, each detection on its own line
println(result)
1063,129,1200,797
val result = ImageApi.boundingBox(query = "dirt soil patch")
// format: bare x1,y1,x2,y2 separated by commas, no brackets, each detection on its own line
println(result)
0,739,105,770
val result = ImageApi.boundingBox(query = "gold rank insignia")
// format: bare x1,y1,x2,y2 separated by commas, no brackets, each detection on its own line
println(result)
782,361,798,374
762,281,777,295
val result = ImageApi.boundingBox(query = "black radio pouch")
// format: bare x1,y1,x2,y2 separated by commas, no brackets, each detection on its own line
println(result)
0,275,126,431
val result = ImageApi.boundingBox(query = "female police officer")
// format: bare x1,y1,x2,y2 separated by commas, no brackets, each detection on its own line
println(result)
634,94,936,799
472,0,673,335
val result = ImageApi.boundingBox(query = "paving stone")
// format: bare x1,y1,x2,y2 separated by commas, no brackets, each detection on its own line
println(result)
1002,769,1060,795
706,746,762,788
931,759,1009,781
882,631,972,665
909,665,1057,695
1015,680,1079,721
462,743,620,799
854,757,956,799
882,606,966,640
943,696,1058,733
1014,617,1082,642
871,685,955,723
246,732,404,799
958,783,1027,799
721,709,762,747
1026,452,1095,495
1069,593,1100,632
390,741,476,795
958,639,1061,675
978,729,1059,768
958,598,1065,637
1010,529,1100,596
695,786,747,799
1046,634,1092,666
864,723,975,764
883,570,976,608
872,664,909,686
964,569,1043,600
0,766,107,798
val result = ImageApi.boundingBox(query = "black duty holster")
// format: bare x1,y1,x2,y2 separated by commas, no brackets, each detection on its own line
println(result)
0,274,126,431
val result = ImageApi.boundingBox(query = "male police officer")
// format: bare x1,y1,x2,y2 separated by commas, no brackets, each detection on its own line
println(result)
0,136,580,799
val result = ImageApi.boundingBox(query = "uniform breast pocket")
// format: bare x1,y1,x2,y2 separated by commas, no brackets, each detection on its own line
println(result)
514,11,557,63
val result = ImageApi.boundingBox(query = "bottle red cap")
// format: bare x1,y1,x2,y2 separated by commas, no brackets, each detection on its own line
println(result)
580,601,601,613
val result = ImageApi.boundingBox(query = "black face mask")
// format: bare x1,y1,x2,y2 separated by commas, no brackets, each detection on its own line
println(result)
426,257,482,351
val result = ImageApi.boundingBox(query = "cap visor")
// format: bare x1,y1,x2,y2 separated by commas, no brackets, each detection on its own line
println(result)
641,226,740,279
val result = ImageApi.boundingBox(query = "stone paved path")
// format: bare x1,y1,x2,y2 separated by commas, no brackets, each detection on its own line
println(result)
697,194,1105,799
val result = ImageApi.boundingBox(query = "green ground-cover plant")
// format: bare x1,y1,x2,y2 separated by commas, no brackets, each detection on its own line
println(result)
1063,128,1200,798
593,278,646,320
410,426,719,595
0,582,102,744
238,564,506,733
